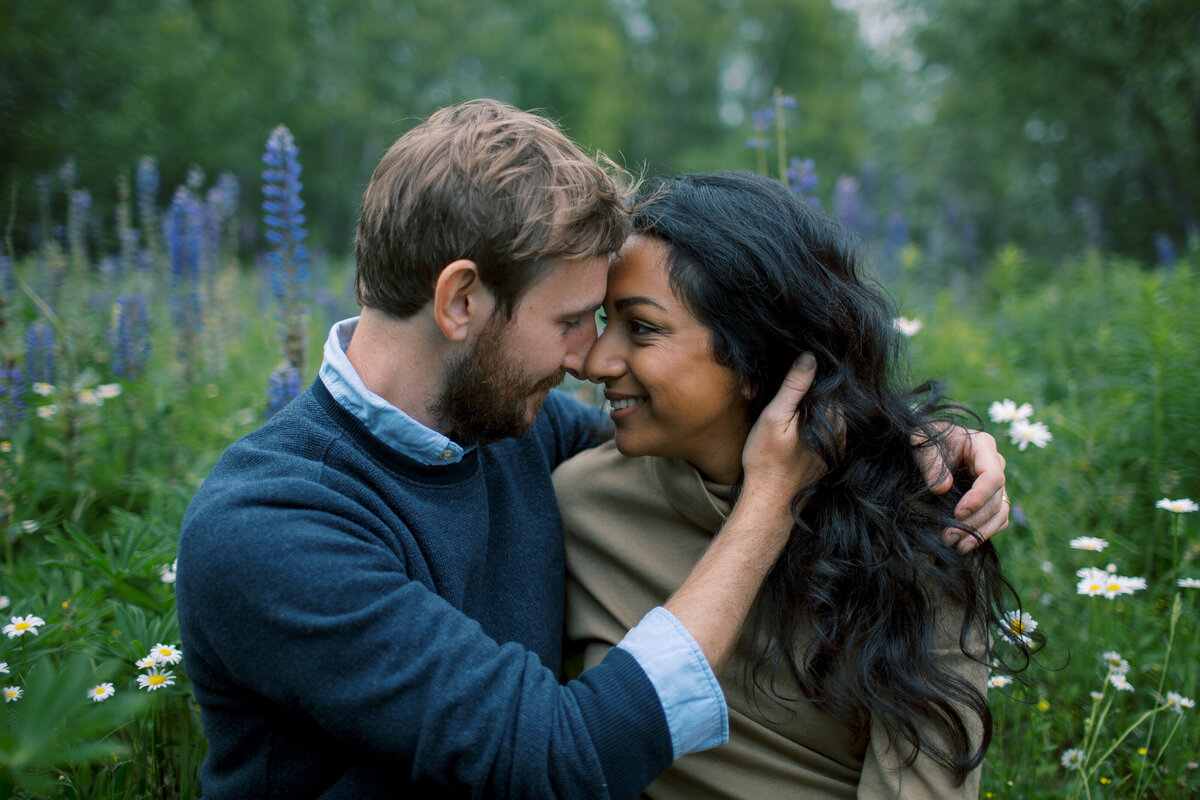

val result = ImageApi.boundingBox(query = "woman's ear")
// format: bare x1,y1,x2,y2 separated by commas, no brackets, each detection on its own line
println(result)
432,260,495,342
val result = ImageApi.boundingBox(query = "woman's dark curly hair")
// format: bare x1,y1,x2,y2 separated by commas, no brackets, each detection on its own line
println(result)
630,171,1036,785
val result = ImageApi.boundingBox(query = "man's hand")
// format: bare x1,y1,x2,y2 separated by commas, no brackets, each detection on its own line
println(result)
918,426,1009,553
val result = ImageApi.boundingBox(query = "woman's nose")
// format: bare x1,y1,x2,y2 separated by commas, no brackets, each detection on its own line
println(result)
582,325,625,384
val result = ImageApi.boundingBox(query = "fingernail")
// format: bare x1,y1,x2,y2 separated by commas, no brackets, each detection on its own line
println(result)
943,531,961,546
796,352,815,371
958,538,977,553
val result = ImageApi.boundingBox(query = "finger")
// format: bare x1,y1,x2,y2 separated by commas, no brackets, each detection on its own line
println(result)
946,490,1010,553
759,353,816,430
917,440,954,495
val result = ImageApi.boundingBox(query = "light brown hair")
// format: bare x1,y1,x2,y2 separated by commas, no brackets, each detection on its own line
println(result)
354,99,634,318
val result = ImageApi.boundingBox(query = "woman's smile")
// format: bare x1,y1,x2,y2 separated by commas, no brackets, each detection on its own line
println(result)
585,236,751,484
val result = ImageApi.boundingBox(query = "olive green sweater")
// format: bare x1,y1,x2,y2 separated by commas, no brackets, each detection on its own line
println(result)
554,441,985,800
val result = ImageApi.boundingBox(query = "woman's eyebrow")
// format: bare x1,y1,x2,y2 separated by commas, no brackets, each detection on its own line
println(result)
613,296,667,312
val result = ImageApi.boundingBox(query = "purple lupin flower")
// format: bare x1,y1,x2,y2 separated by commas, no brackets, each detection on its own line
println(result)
833,176,868,236
24,320,56,385
265,362,303,419
116,174,141,278
262,125,310,371
883,208,910,264
112,293,151,380
1154,233,1177,267
0,365,25,435
165,187,208,380
137,156,161,259
69,188,93,272
786,157,820,205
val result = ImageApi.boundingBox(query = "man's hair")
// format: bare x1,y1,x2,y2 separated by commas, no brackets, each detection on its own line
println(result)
354,99,633,319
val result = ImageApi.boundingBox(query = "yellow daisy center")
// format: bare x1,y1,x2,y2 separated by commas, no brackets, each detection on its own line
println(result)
1107,582,1121,592
1009,620,1025,635
148,675,166,686
13,623,29,631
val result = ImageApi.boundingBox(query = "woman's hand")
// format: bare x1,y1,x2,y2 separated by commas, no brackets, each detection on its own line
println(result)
917,426,1009,553
739,353,824,525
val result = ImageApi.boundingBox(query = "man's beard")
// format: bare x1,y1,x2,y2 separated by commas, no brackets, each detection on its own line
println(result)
433,320,565,446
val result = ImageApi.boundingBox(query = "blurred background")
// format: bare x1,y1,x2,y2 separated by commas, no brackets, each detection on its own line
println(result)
1,2,1198,796
4,0,1197,269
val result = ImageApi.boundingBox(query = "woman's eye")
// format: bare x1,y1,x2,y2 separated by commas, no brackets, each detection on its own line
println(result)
629,320,659,336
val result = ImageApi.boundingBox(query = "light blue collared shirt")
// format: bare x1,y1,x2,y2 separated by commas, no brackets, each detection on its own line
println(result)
318,317,727,758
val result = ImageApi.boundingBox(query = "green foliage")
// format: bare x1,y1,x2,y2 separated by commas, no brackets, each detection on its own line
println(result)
905,0,1200,261
0,0,873,250
890,247,1200,797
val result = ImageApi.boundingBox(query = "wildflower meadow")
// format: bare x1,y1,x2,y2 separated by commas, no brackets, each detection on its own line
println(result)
1,112,1198,798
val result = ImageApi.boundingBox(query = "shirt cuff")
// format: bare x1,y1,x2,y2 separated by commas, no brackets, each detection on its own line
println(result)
615,606,729,759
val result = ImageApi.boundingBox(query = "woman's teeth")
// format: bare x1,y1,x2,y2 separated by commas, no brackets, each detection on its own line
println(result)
610,397,645,410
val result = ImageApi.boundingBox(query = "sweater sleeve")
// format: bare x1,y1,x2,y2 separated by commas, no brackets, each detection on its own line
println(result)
177,486,672,799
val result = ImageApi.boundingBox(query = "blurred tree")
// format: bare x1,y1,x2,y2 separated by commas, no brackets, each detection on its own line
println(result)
1,0,872,257
906,0,1200,262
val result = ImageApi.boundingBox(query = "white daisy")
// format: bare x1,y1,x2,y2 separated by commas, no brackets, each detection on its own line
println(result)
3,615,46,638
19,520,38,534
148,643,182,665
1069,536,1108,552
988,674,1013,689
1165,692,1195,714
1101,651,1130,674
1060,748,1085,769
79,389,102,407
137,669,175,692
1090,691,1104,701
96,383,122,400
1008,419,1052,450
0,596,8,610
999,610,1037,646
0,662,7,674
31,382,55,397
88,683,116,703
1109,673,1133,692
1076,567,1108,596
134,656,158,670
893,317,923,337
1156,498,1198,513
2,686,21,703
36,404,58,420
988,399,1034,424
160,560,178,584
1178,578,1200,589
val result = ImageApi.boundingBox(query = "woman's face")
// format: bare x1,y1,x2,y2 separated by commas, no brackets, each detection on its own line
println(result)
585,236,751,484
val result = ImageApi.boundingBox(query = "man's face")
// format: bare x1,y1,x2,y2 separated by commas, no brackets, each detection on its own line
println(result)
434,255,608,445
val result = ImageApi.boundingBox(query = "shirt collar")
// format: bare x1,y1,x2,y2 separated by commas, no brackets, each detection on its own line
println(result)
318,316,470,466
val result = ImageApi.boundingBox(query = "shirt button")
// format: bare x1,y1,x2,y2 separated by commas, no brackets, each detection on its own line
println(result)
439,449,455,461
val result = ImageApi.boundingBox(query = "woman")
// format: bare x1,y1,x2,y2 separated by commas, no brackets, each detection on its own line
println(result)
554,172,1032,798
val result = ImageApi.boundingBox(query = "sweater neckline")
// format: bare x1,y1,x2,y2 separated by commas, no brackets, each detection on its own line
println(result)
310,379,481,484
651,456,733,534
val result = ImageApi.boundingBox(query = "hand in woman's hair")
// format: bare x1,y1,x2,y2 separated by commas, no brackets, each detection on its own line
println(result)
916,425,1009,552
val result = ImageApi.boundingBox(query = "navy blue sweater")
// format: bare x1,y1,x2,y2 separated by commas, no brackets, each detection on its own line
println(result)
176,381,672,799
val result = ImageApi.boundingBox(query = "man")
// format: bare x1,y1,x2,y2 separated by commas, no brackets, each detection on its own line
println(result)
176,100,1008,799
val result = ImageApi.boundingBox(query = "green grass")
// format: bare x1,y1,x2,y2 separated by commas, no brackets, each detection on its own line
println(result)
0,238,1196,797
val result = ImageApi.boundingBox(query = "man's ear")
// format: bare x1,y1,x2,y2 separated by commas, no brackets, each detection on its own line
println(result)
432,259,496,342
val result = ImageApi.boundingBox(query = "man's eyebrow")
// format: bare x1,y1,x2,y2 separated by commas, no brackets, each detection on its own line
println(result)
613,296,667,313
557,302,603,322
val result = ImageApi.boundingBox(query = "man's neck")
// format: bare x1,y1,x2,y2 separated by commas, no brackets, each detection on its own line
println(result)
345,307,447,432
